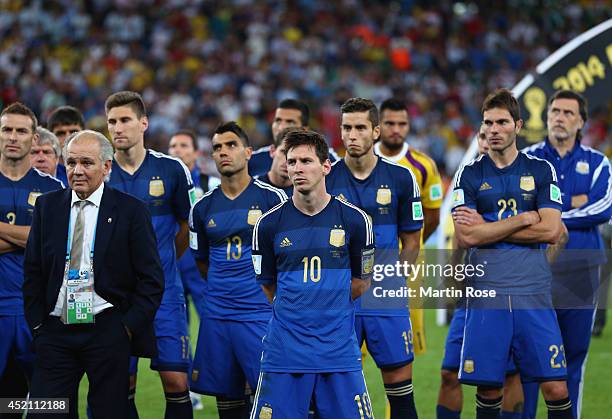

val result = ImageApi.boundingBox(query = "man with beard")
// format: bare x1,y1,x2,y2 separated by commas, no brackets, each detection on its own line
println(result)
189,122,286,418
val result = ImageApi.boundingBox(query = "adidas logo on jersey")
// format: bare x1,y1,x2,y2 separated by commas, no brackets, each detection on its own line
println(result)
280,237,292,247
207,219,216,228
479,182,492,191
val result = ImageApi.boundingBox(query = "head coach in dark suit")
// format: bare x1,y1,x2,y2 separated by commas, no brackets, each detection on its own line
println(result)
23,130,164,418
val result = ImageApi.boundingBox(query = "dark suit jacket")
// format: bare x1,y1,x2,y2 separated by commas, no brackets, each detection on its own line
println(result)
23,185,164,358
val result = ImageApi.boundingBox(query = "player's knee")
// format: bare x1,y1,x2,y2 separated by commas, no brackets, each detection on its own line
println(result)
440,369,460,389
160,371,189,393
540,380,568,401
381,362,412,383
477,386,503,399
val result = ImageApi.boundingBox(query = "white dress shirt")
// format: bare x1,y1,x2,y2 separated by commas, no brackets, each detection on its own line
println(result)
51,182,113,316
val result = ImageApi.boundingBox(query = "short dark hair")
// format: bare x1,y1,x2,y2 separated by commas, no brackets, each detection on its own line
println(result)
171,129,198,150
0,102,37,133
548,90,588,123
340,97,379,127
214,121,250,147
481,88,521,122
380,98,407,116
283,130,329,164
278,99,309,126
105,91,147,118
274,126,305,148
47,106,85,131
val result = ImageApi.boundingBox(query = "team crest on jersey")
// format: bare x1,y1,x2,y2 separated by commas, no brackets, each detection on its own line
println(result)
247,208,263,225
463,359,474,373
27,191,42,206
259,405,272,419
149,178,165,196
376,187,391,205
576,161,589,175
519,176,535,192
329,227,345,247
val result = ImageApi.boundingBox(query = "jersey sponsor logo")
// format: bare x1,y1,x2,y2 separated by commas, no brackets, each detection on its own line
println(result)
329,227,345,247
412,202,424,220
252,254,262,275
452,189,465,207
576,161,589,175
189,231,198,250
280,237,292,247
479,182,492,191
207,218,216,228
27,191,42,206
463,359,474,373
259,405,272,419
247,208,263,225
430,183,443,200
520,176,535,192
149,178,165,196
550,184,562,204
376,187,392,205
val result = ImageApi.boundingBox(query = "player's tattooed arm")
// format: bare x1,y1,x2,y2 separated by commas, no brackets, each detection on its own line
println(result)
195,259,209,280
175,219,190,259
452,207,538,248
505,208,563,245
546,222,568,264
0,237,18,253
261,283,277,303
0,222,30,248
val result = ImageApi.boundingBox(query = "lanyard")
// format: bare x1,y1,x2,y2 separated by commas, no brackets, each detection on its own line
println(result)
65,201,98,264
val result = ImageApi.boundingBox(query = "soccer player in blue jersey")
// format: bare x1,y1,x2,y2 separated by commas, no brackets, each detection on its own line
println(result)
326,97,423,419
251,129,375,418
105,91,194,418
522,90,612,419
438,126,524,419
47,105,85,186
255,127,302,197
189,121,286,418
452,88,572,419
0,102,64,391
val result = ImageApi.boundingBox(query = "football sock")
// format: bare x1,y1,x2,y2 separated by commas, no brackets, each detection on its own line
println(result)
476,394,502,418
216,396,247,419
165,390,193,419
501,411,521,419
545,397,572,418
385,379,418,418
436,404,461,418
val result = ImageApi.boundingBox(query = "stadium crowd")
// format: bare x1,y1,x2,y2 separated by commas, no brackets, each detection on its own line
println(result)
0,0,610,182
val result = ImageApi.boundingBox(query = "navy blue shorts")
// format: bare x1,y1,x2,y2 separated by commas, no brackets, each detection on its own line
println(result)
354,314,414,369
0,315,34,379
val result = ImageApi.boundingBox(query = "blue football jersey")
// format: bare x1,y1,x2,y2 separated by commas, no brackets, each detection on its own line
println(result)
326,157,423,316
252,196,374,372
189,179,287,320
452,152,562,294
108,149,194,304
255,172,293,197
0,168,64,314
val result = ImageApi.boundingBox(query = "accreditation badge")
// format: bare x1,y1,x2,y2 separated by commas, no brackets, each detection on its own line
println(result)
520,176,535,192
247,209,263,225
65,268,94,324
149,179,165,197
28,191,42,207
329,228,345,247
376,188,391,205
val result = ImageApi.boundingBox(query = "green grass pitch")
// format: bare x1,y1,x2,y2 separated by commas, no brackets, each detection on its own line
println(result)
78,305,612,418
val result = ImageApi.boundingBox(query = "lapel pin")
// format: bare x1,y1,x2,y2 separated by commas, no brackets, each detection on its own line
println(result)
107,218,112,223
